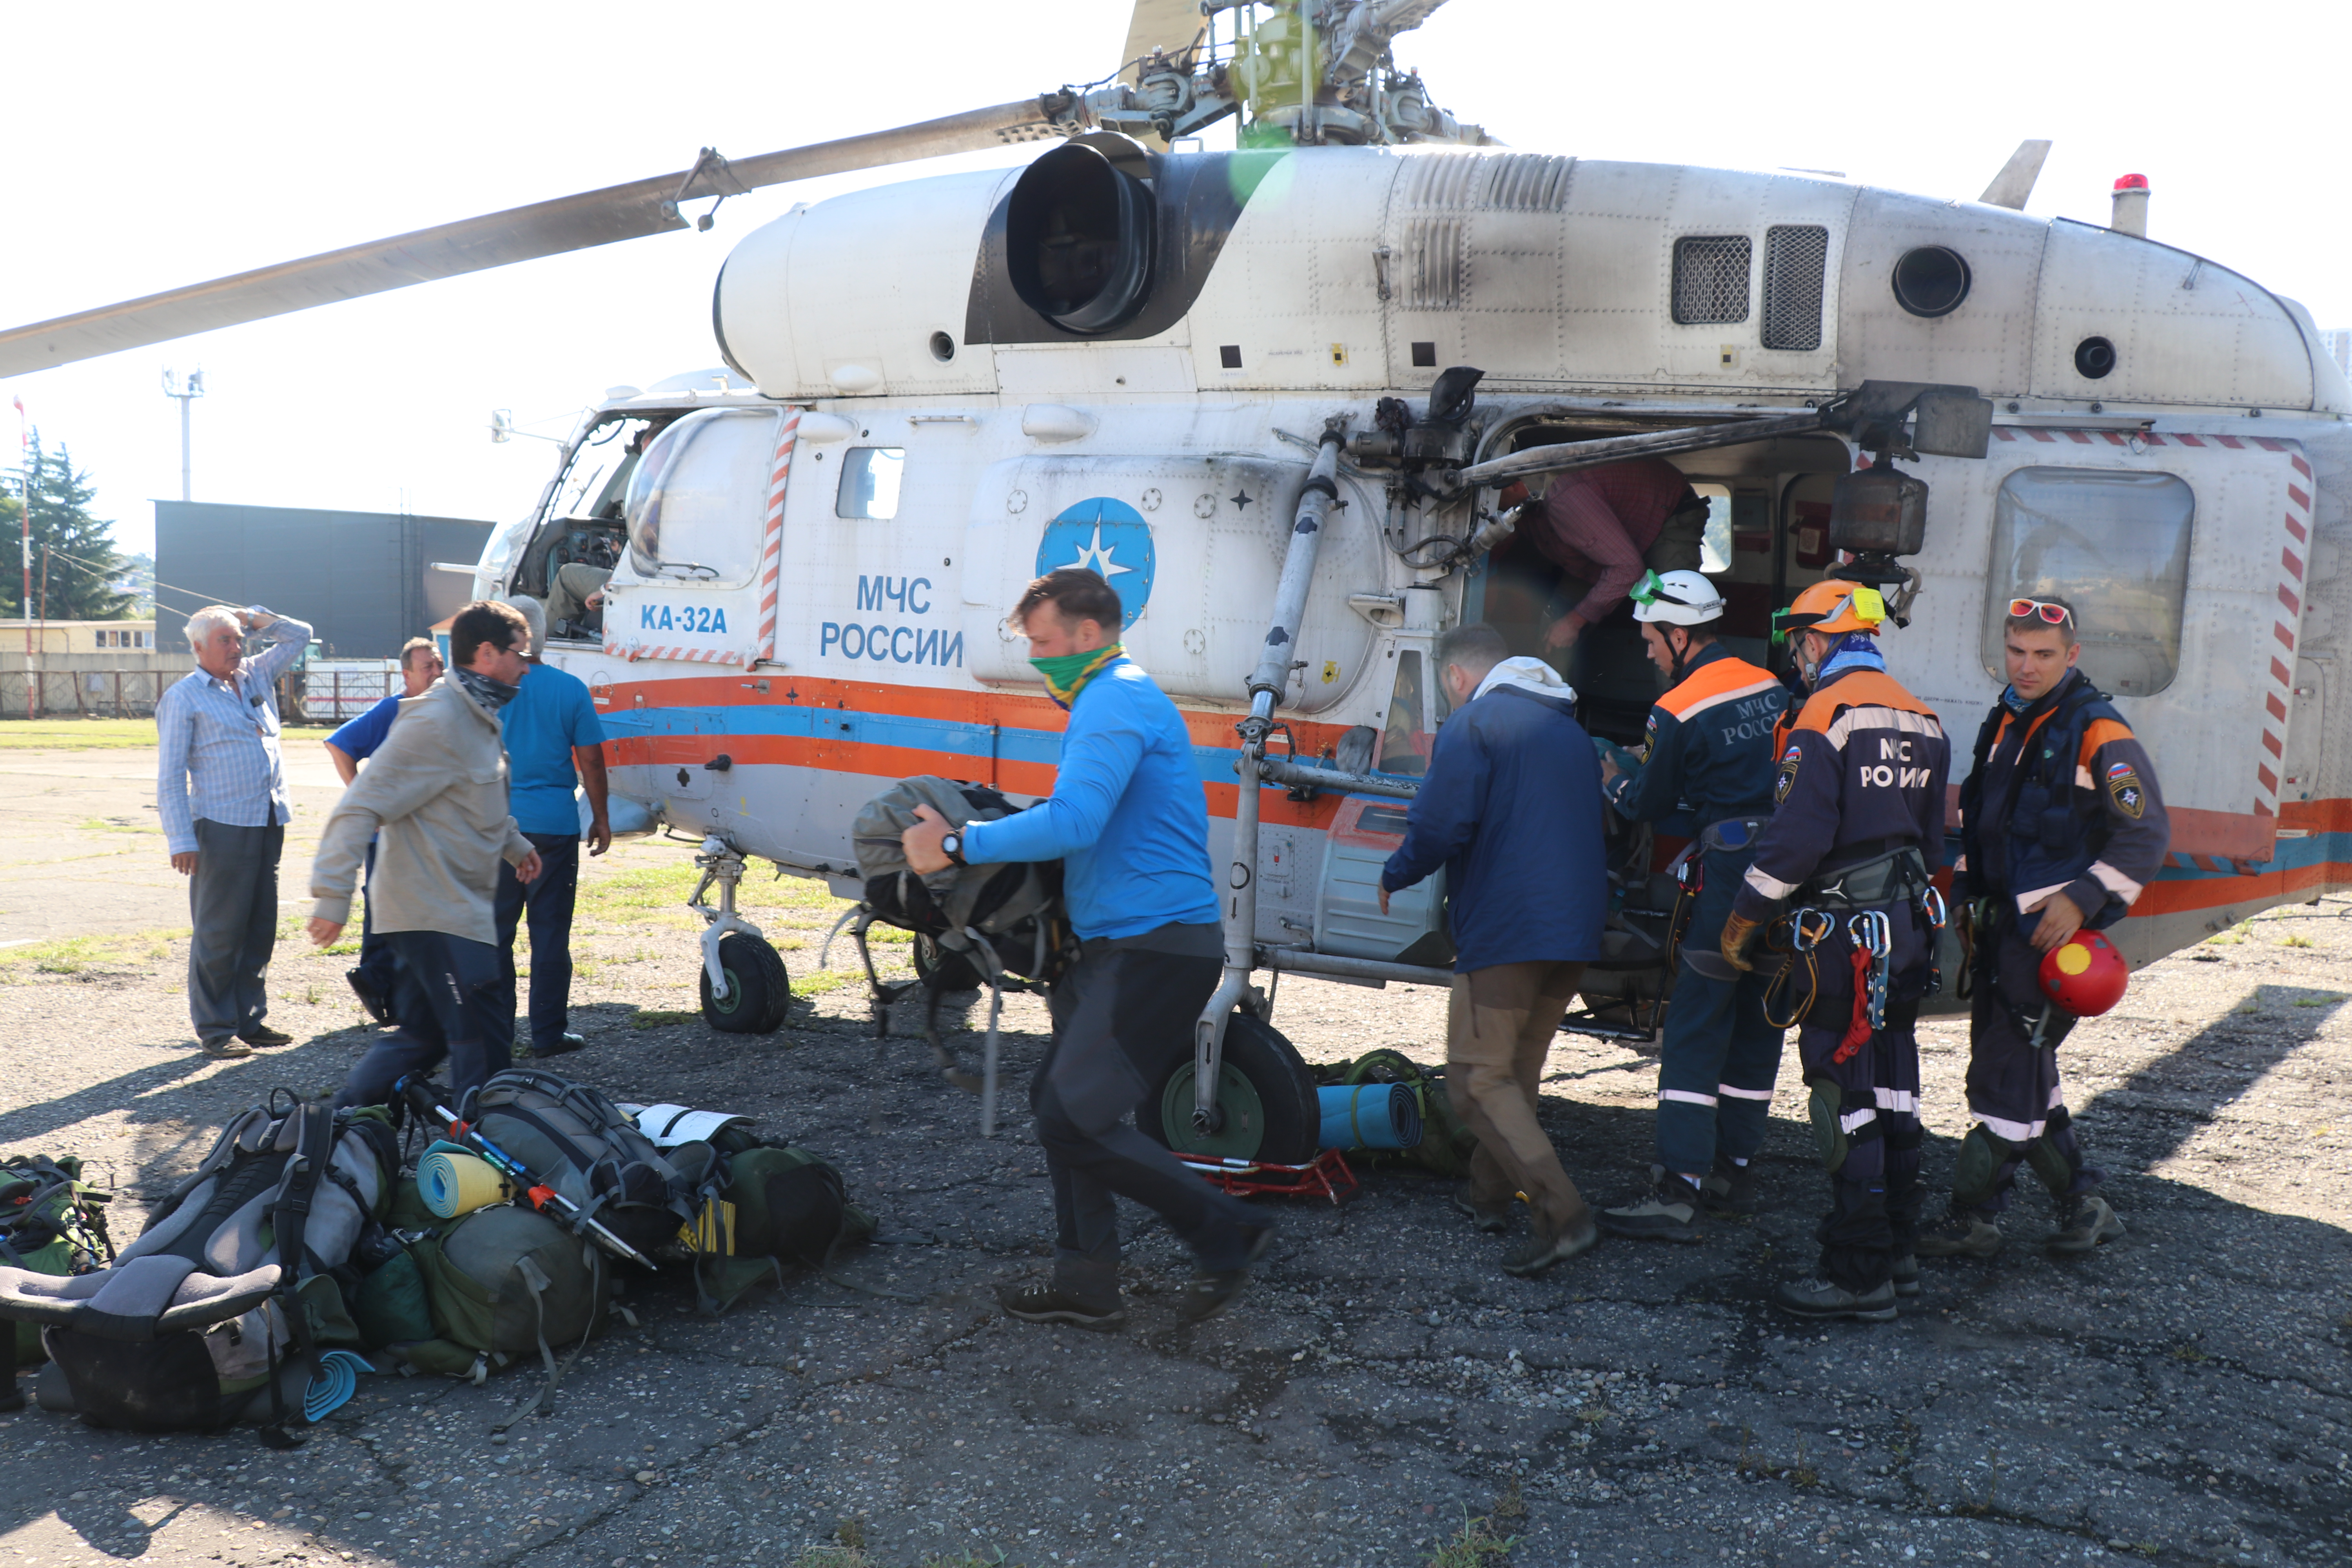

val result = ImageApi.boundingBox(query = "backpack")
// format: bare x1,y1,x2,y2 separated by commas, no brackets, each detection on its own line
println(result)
851,776,1072,986
0,1097,396,1437
0,1156,116,1367
356,1190,615,1428
1314,1050,1481,1179
459,1069,710,1261
666,1117,876,1314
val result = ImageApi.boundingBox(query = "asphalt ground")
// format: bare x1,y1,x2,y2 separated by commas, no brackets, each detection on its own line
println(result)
2,736,2349,1568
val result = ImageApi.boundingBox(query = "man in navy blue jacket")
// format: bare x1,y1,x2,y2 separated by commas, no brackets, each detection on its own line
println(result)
902,569,1269,1329
1380,624,1609,1275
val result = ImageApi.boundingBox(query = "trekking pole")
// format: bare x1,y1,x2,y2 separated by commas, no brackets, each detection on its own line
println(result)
395,1078,655,1270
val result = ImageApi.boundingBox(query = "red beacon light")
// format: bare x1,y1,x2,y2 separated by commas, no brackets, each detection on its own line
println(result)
2039,929,2129,1017
2113,173,2150,192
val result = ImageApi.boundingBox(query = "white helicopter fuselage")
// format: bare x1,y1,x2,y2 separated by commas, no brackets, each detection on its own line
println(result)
481,145,2352,1006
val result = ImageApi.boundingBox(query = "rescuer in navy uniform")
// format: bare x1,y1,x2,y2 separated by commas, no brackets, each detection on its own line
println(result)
1591,570,1792,1244
1722,579,1949,1322
1916,595,2171,1260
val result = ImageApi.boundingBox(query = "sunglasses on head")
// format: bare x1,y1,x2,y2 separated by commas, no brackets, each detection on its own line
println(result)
2008,597,2073,626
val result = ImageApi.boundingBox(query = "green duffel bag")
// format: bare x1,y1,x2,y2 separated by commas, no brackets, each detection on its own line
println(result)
388,1204,613,1426
691,1145,877,1314
0,1156,115,1367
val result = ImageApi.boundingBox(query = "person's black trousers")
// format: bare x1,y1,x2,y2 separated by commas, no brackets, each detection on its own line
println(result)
494,832,581,1051
1030,921,1264,1305
334,929,513,1109
186,819,283,1048
351,838,400,1003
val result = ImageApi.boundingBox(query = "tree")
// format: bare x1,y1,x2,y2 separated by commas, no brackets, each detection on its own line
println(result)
1,434,131,622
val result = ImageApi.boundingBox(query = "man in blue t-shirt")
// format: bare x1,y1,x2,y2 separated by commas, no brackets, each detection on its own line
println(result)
323,637,445,1022
902,569,1271,1331
493,612,611,1058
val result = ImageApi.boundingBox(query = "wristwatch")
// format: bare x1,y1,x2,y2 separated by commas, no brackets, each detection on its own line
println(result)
939,831,967,866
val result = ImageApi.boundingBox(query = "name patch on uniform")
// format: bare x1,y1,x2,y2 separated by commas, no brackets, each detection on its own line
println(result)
1774,743,1802,805
2106,761,2145,819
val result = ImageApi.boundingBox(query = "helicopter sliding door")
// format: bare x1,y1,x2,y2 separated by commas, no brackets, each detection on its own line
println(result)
599,407,792,668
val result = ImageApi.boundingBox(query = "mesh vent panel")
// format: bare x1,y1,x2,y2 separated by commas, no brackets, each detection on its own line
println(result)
1762,225,1829,350
1672,236,1751,325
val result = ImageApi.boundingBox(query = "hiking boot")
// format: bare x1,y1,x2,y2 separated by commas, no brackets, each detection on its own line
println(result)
202,1038,254,1060
1501,1215,1600,1276
1452,1186,1511,1234
345,969,392,1024
1597,1172,1704,1243
1914,1210,2003,1259
996,1283,1125,1331
1703,1154,1762,1217
2047,1194,2126,1254
239,1026,295,1048
1175,1224,1277,1324
1772,1276,1898,1323
1891,1253,1921,1299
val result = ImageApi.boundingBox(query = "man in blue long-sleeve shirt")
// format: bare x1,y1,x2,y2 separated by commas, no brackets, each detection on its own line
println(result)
902,569,1269,1329
157,603,312,1058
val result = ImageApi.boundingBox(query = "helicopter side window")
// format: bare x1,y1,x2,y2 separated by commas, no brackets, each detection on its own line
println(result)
1978,467,2194,697
623,408,781,586
835,447,906,521
1379,650,1434,775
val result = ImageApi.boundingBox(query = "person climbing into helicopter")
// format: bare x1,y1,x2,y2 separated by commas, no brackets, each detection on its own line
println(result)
1916,595,2169,1261
1721,579,1949,1322
1495,457,1710,650
1591,569,1792,1245
898,568,1272,1330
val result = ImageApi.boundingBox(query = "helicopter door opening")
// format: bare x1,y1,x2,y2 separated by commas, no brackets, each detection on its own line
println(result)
603,407,787,666
512,412,677,644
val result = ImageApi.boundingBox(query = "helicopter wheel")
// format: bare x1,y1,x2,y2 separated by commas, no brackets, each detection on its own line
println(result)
701,933,792,1034
912,932,984,993
1138,1011,1320,1164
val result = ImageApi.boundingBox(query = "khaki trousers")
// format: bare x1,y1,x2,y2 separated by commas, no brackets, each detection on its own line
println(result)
1448,960,1592,1241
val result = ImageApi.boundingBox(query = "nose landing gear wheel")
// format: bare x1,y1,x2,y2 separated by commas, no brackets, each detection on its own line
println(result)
701,933,792,1033
1138,1011,1320,1164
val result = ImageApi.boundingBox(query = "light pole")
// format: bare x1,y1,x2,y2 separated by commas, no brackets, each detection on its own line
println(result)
162,368,205,503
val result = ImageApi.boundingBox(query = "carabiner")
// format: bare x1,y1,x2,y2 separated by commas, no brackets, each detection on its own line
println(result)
1792,907,1834,952
1919,885,1948,931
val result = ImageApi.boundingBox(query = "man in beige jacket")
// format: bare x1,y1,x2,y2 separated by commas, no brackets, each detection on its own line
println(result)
309,601,543,1107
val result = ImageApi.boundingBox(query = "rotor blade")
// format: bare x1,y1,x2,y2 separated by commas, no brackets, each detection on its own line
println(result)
0,98,1066,379
1454,411,1831,488
1978,138,2052,210
1120,0,1207,83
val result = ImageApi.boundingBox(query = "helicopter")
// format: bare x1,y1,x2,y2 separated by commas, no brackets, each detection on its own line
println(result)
4,1,2346,1167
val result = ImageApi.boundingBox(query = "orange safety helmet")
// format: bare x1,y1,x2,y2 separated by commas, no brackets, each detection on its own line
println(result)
1772,579,1887,642
2038,929,2129,1016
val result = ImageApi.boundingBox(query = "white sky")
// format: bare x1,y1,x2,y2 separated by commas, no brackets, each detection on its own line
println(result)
7,1,2349,564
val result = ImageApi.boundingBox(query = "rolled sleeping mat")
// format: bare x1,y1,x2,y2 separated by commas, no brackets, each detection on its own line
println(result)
1316,1083,1423,1151
418,1145,514,1220
301,1349,376,1423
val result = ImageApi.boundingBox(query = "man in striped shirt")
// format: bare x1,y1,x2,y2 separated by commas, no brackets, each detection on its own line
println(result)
157,604,313,1059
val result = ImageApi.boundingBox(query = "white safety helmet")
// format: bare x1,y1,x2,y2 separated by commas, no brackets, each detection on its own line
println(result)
1629,569,1727,627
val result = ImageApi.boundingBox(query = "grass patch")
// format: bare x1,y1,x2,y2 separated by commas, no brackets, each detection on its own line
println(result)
1425,1507,1519,1567
792,966,901,997
632,1008,703,1029
2280,933,2316,949
2293,994,2340,1007
77,815,159,835
0,717,338,750
0,927,185,976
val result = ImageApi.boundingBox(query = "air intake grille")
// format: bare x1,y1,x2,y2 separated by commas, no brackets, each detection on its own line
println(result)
1762,225,1829,350
1407,217,1465,309
1672,236,1751,325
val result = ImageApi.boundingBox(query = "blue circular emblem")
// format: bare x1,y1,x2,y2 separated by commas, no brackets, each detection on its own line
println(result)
1034,497,1154,630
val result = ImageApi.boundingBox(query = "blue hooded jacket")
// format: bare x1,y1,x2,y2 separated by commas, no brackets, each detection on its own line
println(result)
1379,662,1608,971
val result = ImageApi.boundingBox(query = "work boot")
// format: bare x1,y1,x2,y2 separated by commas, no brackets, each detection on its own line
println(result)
521,1033,586,1060
1452,1186,1511,1234
1891,1253,1920,1299
2047,1193,2125,1254
1175,1224,1277,1323
345,969,392,1025
239,1026,294,1048
202,1038,254,1060
1914,1209,2003,1259
1703,1154,1762,1217
1501,1214,1600,1276
1772,1275,1898,1323
1597,1172,1704,1243
996,1283,1125,1331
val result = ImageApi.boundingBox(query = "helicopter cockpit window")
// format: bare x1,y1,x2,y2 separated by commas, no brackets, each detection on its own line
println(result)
1979,467,2194,697
836,447,906,521
623,407,782,586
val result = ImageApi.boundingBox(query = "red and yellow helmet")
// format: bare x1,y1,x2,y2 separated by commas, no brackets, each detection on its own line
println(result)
2039,929,2129,1016
1772,579,1887,642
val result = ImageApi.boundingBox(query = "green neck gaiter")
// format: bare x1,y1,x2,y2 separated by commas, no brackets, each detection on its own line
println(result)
1032,644,1123,709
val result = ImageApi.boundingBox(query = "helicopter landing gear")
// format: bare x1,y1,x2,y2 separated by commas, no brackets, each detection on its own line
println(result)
688,838,790,1034
1140,1009,1320,1164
